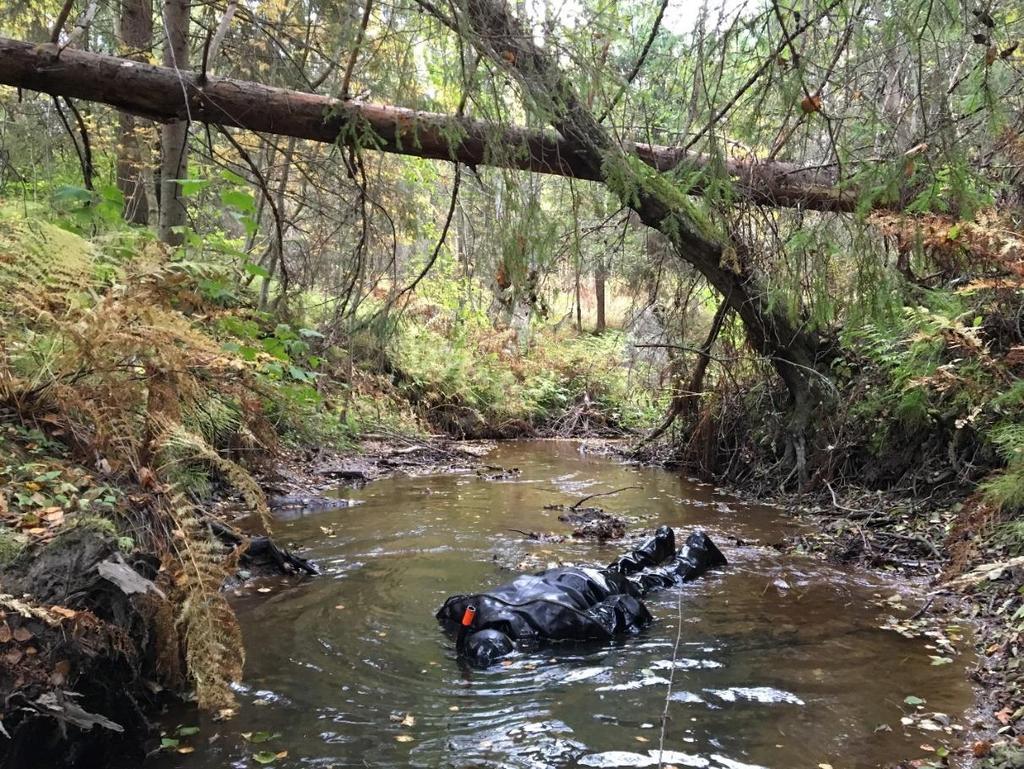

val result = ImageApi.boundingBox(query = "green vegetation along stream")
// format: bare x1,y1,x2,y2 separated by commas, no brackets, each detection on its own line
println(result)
147,441,974,769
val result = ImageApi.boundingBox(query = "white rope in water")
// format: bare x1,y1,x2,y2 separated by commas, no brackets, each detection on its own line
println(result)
656,581,685,769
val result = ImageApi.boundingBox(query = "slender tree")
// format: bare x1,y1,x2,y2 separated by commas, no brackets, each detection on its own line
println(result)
116,0,153,224
157,0,189,244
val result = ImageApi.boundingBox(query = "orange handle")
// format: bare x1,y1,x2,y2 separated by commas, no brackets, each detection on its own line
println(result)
461,606,476,627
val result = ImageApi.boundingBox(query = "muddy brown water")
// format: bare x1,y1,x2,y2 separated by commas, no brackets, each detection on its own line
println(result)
149,440,974,769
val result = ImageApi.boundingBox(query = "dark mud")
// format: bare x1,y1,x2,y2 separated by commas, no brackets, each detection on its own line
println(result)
0,528,165,768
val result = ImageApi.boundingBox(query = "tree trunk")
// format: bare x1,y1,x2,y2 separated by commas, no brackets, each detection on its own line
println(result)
641,299,731,446
157,0,189,245
115,0,153,225
0,37,877,215
594,258,607,334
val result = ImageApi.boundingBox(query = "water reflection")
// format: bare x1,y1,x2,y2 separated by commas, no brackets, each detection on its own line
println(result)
147,440,972,769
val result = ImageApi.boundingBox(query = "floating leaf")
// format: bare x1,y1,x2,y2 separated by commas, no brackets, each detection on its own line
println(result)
904,695,926,706
241,731,281,744
252,750,278,764
177,726,200,737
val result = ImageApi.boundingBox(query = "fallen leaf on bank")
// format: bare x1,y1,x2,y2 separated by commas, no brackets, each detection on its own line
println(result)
12,626,33,643
995,707,1013,725
51,659,71,685
0,623,11,643
50,606,77,619
972,740,991,757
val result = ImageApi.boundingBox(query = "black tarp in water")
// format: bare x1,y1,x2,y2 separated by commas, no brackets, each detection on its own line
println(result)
437,526,726,666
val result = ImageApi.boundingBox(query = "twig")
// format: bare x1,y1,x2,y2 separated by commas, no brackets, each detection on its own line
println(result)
684,0,844,151
50,0,76,44
597,0,670,122
200,0,238,84
909,597,934,621
52,96,92,190
570,485,640,511
656,580,684,768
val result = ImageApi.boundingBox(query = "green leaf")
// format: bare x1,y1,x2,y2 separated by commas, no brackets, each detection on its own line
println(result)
160,737,181,750
243,262,271,279
175,179,210,197
53,186,93,207
177,726,200,737
904,695,926,706
221,189,256,213
298,328,325,339
219,169,247,185
251,751,277,764
288,365,308,382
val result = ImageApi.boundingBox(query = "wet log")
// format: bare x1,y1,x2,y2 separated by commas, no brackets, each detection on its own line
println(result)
204,517,318,576
0,36,861,212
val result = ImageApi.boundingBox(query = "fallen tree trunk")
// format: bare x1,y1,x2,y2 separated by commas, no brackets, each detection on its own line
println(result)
0,36,861,212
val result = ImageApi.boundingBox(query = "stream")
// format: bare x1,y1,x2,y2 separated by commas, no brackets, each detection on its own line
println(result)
150,440,974,769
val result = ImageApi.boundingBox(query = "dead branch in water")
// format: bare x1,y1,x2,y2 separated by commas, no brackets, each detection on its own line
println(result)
570,485,641,510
